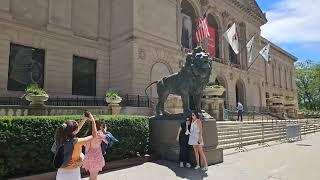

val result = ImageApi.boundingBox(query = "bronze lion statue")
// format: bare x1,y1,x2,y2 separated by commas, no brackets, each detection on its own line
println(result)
146,47,212,116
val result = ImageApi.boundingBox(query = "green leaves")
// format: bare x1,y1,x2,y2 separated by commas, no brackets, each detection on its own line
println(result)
25,84,47,95
295,60,320,111
0,115,149,179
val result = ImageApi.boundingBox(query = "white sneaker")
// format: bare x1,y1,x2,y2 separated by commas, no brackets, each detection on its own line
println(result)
202,166,208,171
185,163,191,168
194,165,200,170
180,162,184,168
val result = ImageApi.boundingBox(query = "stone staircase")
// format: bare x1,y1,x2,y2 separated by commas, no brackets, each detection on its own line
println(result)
217,120,320,150
227,111,279,121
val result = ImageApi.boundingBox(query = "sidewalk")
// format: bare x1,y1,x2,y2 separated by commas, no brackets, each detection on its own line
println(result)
83,133,320,180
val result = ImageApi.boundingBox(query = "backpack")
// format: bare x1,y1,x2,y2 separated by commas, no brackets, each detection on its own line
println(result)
101,131,119,155
53,144,64,169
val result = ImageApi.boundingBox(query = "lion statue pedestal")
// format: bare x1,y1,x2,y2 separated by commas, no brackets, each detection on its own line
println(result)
149,117,223,166
147,47,223,166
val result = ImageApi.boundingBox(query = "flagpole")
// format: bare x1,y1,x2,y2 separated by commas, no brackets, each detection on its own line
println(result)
238,33,257,56
246,52,261,71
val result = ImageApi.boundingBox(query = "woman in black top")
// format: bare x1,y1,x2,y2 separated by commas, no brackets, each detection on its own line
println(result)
176,117,191,168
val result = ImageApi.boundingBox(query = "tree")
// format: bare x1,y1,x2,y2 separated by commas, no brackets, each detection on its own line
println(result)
295,60,320,111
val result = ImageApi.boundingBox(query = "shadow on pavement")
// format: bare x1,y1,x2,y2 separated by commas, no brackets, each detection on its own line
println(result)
154,160,208,180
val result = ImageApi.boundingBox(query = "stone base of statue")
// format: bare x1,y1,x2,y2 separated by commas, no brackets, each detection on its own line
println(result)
149,114,223,166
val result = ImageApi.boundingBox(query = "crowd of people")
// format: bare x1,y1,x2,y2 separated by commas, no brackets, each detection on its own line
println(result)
51,110,209,180
51,111,118,180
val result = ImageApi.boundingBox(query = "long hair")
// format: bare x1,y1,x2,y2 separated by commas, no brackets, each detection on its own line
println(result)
55,120,78,146
86,120,105,136
191,110,200,120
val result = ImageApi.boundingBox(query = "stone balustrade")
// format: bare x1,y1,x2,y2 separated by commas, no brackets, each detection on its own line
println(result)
0,105,110,116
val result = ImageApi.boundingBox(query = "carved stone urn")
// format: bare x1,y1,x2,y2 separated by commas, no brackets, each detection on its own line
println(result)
25,94,49,106
105,96,122,104
203,85,226,97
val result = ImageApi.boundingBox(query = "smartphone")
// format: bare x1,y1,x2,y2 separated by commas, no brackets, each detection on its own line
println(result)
84,110,90,118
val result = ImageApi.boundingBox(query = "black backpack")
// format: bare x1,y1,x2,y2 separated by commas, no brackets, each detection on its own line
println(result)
53,144,64,169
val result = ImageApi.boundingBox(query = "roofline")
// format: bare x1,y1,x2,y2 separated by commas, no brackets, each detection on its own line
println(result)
260,36,298,62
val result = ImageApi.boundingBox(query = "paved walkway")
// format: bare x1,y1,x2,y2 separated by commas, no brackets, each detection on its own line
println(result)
83,133,320,180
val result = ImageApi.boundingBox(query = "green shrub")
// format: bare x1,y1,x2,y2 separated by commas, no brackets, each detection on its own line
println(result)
25,84,47,95
0,115,149,179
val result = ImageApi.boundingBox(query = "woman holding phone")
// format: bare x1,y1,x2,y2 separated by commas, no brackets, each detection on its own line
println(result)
188,111,208,171
53,111,97,180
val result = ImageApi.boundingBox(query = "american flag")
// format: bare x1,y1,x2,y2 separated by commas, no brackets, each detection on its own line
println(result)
196,17,210,43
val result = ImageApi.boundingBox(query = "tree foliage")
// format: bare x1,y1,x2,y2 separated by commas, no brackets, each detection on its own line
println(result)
295,60,320,111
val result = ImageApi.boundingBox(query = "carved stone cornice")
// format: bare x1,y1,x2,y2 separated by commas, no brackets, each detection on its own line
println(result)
225,0,267,25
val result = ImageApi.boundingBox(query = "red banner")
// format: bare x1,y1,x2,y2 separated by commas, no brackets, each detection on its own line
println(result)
208,26,216,57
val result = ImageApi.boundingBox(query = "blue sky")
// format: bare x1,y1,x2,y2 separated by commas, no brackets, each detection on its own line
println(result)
256,0,320,63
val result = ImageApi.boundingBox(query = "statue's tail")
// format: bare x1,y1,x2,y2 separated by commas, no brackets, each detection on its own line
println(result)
145,81,158,106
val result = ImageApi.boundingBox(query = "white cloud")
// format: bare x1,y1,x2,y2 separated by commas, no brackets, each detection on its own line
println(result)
261,0,320,43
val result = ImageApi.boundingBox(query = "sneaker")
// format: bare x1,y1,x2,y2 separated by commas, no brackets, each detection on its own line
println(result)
185,163,191,168
194,165,200,170
202,167,208,171
180,162,184,168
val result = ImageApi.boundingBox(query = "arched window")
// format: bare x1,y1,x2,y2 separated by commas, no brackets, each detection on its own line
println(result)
207,14,219,58
235,79,246,106
181,0,197,50
214,75,228,106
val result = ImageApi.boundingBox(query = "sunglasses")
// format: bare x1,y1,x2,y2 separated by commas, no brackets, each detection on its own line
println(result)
192,114,195,116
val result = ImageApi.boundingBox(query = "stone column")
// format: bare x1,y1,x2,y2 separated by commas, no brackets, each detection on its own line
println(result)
47,0,73,35
221,11,229,62
98,0,110,41
176,0,182,45
239,23,247,69
0,0,12,20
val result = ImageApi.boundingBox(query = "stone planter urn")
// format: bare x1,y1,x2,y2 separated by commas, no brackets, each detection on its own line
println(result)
105,96,122,104
203,86,226,97
106,95,122,115
25,94,49,106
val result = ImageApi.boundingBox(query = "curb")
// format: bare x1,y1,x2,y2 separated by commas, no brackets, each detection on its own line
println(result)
10,155,157,180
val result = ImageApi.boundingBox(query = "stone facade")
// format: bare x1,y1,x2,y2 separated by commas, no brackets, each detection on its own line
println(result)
0,0,298,111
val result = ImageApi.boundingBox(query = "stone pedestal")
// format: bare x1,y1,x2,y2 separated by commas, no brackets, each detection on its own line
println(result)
108,104,121,115
149,117,223,166
201,97,224,121
28,105,47,116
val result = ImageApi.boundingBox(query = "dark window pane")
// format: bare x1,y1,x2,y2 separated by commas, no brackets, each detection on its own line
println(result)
7,44,45,91
72,56,96,96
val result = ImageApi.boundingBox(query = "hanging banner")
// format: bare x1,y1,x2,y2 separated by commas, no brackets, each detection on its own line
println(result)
208,26,216,57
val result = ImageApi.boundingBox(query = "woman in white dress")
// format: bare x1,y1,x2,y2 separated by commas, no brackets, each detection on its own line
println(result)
188,111,208,171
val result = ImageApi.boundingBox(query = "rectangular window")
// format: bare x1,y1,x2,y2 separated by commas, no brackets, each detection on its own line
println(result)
7,43,45,91
72,56,96,96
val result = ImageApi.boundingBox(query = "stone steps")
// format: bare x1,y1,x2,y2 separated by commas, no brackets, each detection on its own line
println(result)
218,127,283,140
217,121,320,149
